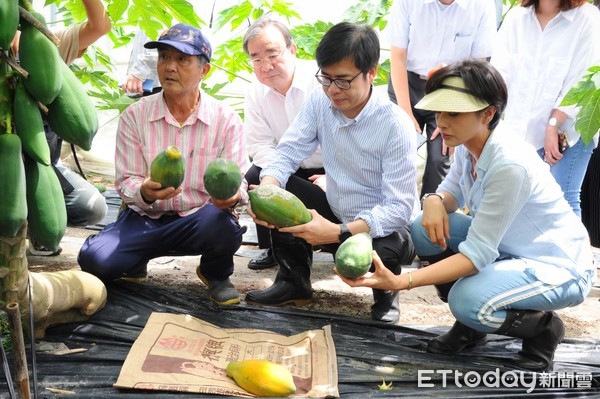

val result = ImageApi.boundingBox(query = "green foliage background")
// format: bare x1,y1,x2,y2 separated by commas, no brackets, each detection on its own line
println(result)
41,0,599,141
42,0,391,114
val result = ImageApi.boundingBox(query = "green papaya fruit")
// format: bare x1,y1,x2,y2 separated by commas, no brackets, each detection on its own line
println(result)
24,155,66,252
14,81,51,165
0,133,28,237
19,11,62,104
203,158,242,200
46,62,99,151
0,0,19,50
334,232,373,279
150,145,186,189
248,184,312,227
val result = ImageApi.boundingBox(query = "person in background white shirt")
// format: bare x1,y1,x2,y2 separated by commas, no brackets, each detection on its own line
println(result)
243,16,324,270
491,0,600,217
121,30,161,97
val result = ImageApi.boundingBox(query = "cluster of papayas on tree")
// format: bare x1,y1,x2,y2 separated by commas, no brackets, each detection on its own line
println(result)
1,0,98,251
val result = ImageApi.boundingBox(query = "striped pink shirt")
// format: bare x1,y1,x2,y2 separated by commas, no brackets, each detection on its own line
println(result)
115,91,249,218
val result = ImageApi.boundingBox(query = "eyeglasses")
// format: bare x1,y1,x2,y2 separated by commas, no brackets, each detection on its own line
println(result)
315,69,363,90
249,48,288,68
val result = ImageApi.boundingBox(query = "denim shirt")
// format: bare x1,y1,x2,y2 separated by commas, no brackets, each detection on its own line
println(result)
438,127,594,284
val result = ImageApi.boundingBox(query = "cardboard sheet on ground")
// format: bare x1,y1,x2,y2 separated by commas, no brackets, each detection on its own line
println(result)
114,313,338,397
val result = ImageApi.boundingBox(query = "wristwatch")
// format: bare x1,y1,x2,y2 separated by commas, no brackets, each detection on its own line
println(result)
338,223,352,243
548,117,559,127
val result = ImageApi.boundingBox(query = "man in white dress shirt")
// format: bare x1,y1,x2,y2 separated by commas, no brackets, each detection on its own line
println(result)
243,17,324,270
387,0,496,198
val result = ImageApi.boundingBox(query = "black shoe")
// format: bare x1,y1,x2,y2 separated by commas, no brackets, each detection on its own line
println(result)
427,321,488,355
248,249,278,270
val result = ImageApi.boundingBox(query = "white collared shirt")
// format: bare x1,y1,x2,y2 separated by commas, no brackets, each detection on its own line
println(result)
491,3,600,149
244,58,323,169
389,0,497,76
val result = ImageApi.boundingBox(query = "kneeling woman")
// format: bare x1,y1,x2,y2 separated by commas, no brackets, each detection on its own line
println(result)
337,59,595,372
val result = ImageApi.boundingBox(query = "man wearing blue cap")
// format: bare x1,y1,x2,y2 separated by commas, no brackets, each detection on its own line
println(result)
78,24,249,306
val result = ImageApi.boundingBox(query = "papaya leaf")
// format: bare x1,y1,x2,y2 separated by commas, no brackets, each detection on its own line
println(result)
561,67,600,145
49,0,87,24
268,0,301,20
106,28,135,49
213,1,254,32
146,0,203,27
343,0,392,30
575,89,600,145
292,22,333,60
375,58,390,87
107,0,129,23
561,79,596,106
211,37,253,83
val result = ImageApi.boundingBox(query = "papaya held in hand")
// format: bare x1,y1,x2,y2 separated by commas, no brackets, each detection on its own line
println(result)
335,232,373,279
150,146,186,189
203,158,242,200
249,184,312,227
226,359,296,397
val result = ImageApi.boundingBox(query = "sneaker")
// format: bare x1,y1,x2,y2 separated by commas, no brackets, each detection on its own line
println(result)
196,269,240,305
28,240,62,256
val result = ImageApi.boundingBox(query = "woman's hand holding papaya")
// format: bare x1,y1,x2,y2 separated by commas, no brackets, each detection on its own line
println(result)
335,251,401,291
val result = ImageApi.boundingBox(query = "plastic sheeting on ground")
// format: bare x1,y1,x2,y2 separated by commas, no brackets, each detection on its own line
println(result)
1,280,599,398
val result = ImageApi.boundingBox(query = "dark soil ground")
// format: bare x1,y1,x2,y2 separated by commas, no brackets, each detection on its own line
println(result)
26,224,600,340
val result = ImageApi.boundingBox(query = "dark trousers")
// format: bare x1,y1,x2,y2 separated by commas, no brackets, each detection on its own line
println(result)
387,73,450,196
581,147,600,246
246,163,325,249
280,175,416,268
78,205,243,281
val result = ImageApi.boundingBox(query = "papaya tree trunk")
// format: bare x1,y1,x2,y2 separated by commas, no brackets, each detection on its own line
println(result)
0,222,29,308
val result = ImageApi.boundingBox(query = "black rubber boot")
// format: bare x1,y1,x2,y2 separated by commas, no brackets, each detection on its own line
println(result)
417,248,457,303
371,289,400,323
427,321,488,354
371,260,401,323
244,232,312,306
496,310,565,372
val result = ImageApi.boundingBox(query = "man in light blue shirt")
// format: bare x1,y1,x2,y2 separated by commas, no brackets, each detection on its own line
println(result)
246,22,420,323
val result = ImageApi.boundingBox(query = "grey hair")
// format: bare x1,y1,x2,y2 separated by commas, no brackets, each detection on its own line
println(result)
197,56,208,66
242,16,293,54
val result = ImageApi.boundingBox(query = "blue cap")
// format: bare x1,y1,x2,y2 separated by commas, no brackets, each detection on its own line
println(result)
144,24,212,62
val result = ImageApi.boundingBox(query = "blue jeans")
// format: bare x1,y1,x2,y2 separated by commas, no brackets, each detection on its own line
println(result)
536,138,594,217
410,213,593,332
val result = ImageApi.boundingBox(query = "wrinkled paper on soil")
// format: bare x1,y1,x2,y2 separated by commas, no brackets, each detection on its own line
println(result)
114,312,339,397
